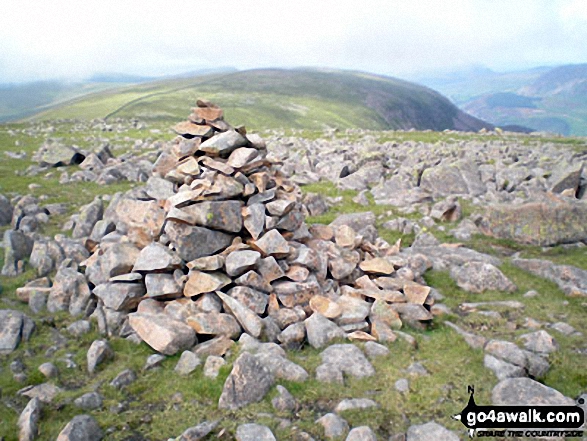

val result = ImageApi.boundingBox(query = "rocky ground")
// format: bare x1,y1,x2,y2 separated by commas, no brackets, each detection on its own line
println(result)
0,107,586,440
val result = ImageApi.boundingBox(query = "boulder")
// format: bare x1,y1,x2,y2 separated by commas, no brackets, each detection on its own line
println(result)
492,377,573,406
406,421,459,441
450,262,516,293
128,313,197,355
165,222,233,261
56,415,103,441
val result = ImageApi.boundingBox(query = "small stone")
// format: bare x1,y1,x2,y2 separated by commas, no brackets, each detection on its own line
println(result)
143,354,166,371
364,341,390,359
334,398,378,413
218,352,275,410
87,340,113,374
235,423,276,441
56,415,103,441
203,355,226,378
406,421,459,441
305,313,346,349
74,392,103,410
254,229,290,257
178,420,219,441
316,363,344,384
110,369,136,389
272,385,297,412
184,271,231,296
395,378,409,393
345,426,377,441
519,330,558,354
217,291,264,338
359,257,395,275
175,351,201,375
38,362,58,379
225,250,261,277
18,397,41,441
309,295,342,319
316,413,349,439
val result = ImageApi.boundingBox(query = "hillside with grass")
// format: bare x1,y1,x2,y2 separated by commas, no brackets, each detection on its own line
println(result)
418,64,587,136
26,69,493,132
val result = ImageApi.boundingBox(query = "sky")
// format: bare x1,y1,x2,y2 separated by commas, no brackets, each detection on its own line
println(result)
0,0,586,84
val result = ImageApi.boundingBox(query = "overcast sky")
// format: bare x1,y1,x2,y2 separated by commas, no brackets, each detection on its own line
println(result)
1,0,586,83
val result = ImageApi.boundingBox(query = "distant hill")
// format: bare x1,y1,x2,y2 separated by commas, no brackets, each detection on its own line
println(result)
24,68,493,132
416,64,587,136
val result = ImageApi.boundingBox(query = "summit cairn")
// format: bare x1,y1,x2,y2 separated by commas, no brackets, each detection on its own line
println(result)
31,101,437,358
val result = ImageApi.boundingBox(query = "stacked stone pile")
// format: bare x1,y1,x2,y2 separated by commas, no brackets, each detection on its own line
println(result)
25,101,438,356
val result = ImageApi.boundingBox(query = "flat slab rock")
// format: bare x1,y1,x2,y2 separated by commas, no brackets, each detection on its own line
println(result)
128,312,196,355
492,377,573,406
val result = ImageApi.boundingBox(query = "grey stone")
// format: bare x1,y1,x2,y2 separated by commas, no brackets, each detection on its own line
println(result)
492,377,573,406
217,291,263,338
484,354,526,380
346,426,377,441
93,282,144,311
47,267,92,316
145,273,182,298
165,222,233,261
235,423,276,441
203,355,226,378
450,262,516,293
38,362,58,379
128,312,197,355
18,397,41,441
144,354,166,371
227,286,268,315
72,199,103,238
0,193,13,225
56,415,103,441
272,385,297,412
0,309,34,355
395,378,409,393
110,368,137,389
18,383,63,403
145,176,175,200
305,313,346,349
87,340,113,374
226,250,261,277
132,242,182,272
218,352,275,410
316,413,349,439
74,392,103,410
175,351,201,375
181,201,243,233
2,230,33,276
519,330,558,354
178,420,219,441
406,421,459,441
67,320,91,337
320,344,375,379
200,130,247,156
85,243,140,286
334,398,378,413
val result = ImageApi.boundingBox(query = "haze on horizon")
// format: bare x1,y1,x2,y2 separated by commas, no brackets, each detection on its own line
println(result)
1,0,586,84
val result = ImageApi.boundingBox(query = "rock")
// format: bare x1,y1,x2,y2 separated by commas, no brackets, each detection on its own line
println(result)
203,355,226,378
255,352,309,382
305,313,346,349
1,310,31,354
0,194,13,225
450,262,516,293
200,130,247,156
143,353,166,371
359,257,395,275
178,421,219,441
39,142,85,167
243,203,266,240
165,222,233,261
74,392,103,410
181,201,243,233
430,197,461,222
187,312,241,338
145,273,182,298
18,383,63,403
227,286,268,315
225,250,261,277
38,362,58,379
67,320,91,337
184,271,231,296
18,397,41,441
113,199,165,246
445,321,486,349
334,398,378,413
316,413,349,439
395,378,409,393
235,423,276,441
228,147,259,168
549,160,583,194
254,229,290,257
133,242,182,272
272,385,297,412
193,336,234,358
175,351,201,375
110,368,137,389
128,313,196,355
480,199,587,246
406,421,459,441
72,199,103,238
47,267,92,315
484,354,526,380
330,212,376,231
519,330,558,354
319,344,375,379
56,415,103,441
2,230,33,276
85,243,140,286
217,292,264,338
93,282,144,311
87,340,113,374
218,352,275,409
346,426,377,441
492,377,573,406
364,341,390,359
309,295,342,319
512,257,587,297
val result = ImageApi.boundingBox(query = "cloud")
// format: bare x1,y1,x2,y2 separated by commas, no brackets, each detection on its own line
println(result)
0,0,585,83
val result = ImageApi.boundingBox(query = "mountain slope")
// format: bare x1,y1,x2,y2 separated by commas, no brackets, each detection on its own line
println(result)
27,69,493,132
418,64,587,136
